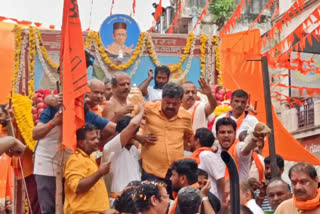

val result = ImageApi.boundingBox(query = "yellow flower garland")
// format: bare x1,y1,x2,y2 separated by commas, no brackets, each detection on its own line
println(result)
12,25,22,93
93,31,145,70
212,36,222,86
85,31,95,49
12,94,37,152
200,34,207,77
146,36,161,66
146,33,195,72
28,26,36,98
36,28,59,69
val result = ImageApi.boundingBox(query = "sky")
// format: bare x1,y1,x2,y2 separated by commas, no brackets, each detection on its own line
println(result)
0,0,171,31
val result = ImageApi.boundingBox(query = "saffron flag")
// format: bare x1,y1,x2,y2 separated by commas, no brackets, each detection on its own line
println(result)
220,30,320,165
60,0,89,150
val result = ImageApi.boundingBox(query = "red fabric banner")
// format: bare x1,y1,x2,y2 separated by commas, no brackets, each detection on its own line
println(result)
220,29,320,165
60,0,89,150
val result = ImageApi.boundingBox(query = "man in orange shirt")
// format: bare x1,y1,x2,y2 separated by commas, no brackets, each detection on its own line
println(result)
64,124,110,213
87,78,106,116
141,82,194,190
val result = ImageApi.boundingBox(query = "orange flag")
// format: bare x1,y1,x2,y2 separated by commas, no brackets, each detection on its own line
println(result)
60,0,89,150
220,29,320,165
154,0,163,22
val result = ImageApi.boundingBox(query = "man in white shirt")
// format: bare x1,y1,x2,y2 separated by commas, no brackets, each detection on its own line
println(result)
182,78,217,131
139,66,170,101
240,181,264,214
212,89,258,138
189,128,224,200
215,117,270,181
103,105,145,203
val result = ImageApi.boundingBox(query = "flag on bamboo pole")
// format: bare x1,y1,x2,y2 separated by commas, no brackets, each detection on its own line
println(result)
60,0,89,151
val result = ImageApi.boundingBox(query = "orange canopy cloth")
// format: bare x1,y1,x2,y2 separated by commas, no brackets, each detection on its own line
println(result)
0,22,15,104
220,29,320,165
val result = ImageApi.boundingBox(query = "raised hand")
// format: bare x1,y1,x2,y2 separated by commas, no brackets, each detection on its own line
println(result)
198,77,211,96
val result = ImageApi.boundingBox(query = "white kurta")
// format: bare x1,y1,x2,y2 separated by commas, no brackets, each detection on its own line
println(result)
186,101,208,131
198,150,225,199
147,86,162,101
103,134,141,194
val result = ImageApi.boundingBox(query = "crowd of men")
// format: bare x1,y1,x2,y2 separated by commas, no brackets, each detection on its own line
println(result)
0,65,320,214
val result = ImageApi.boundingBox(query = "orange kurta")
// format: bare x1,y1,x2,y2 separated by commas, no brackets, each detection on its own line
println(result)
141,101,194,179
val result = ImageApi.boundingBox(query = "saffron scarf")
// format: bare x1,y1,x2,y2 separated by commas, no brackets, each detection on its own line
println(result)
169,182,200,214
226,111,248,131
188,147,217,164
293,188,320,211
252,152,264,181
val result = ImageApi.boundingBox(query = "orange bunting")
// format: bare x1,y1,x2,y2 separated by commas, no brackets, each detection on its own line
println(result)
271,91,304,107
0,15,57,29
192,0,210,32
262,0,305,47
250,0,275,29
271,83,320,98
219,0,246,36
167,3,181,34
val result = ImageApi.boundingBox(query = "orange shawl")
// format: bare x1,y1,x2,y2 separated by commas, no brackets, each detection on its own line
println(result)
252,152,264,181
225,140,264,181
294,188,320,211
188,147,216,164
226,111,247,131
169,182,200,214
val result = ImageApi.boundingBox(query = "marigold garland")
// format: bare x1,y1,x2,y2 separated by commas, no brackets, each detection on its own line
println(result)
85,31,95,49
12,25,22,93
146,35,161,66
28,26,36,98
200,34,208,77
12,94,37,152
36,28,59,69
93,31,145,70
212,36,222,86
146,33,195,72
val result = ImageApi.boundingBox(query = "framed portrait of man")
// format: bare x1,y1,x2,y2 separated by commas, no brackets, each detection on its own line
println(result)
100,14,141,57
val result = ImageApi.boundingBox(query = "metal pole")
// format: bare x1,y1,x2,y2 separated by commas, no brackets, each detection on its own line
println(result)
221,151,240,214
261,56,278,178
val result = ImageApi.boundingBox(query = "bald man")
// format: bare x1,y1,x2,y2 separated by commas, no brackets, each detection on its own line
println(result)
102,72,133,123
266,179,292,211
87,78,106,116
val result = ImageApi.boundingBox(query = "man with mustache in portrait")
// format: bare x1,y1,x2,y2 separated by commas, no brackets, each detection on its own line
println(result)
181,77,217,131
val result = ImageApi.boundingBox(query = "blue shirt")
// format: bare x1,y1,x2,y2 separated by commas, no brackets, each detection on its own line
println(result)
39,107,109,130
